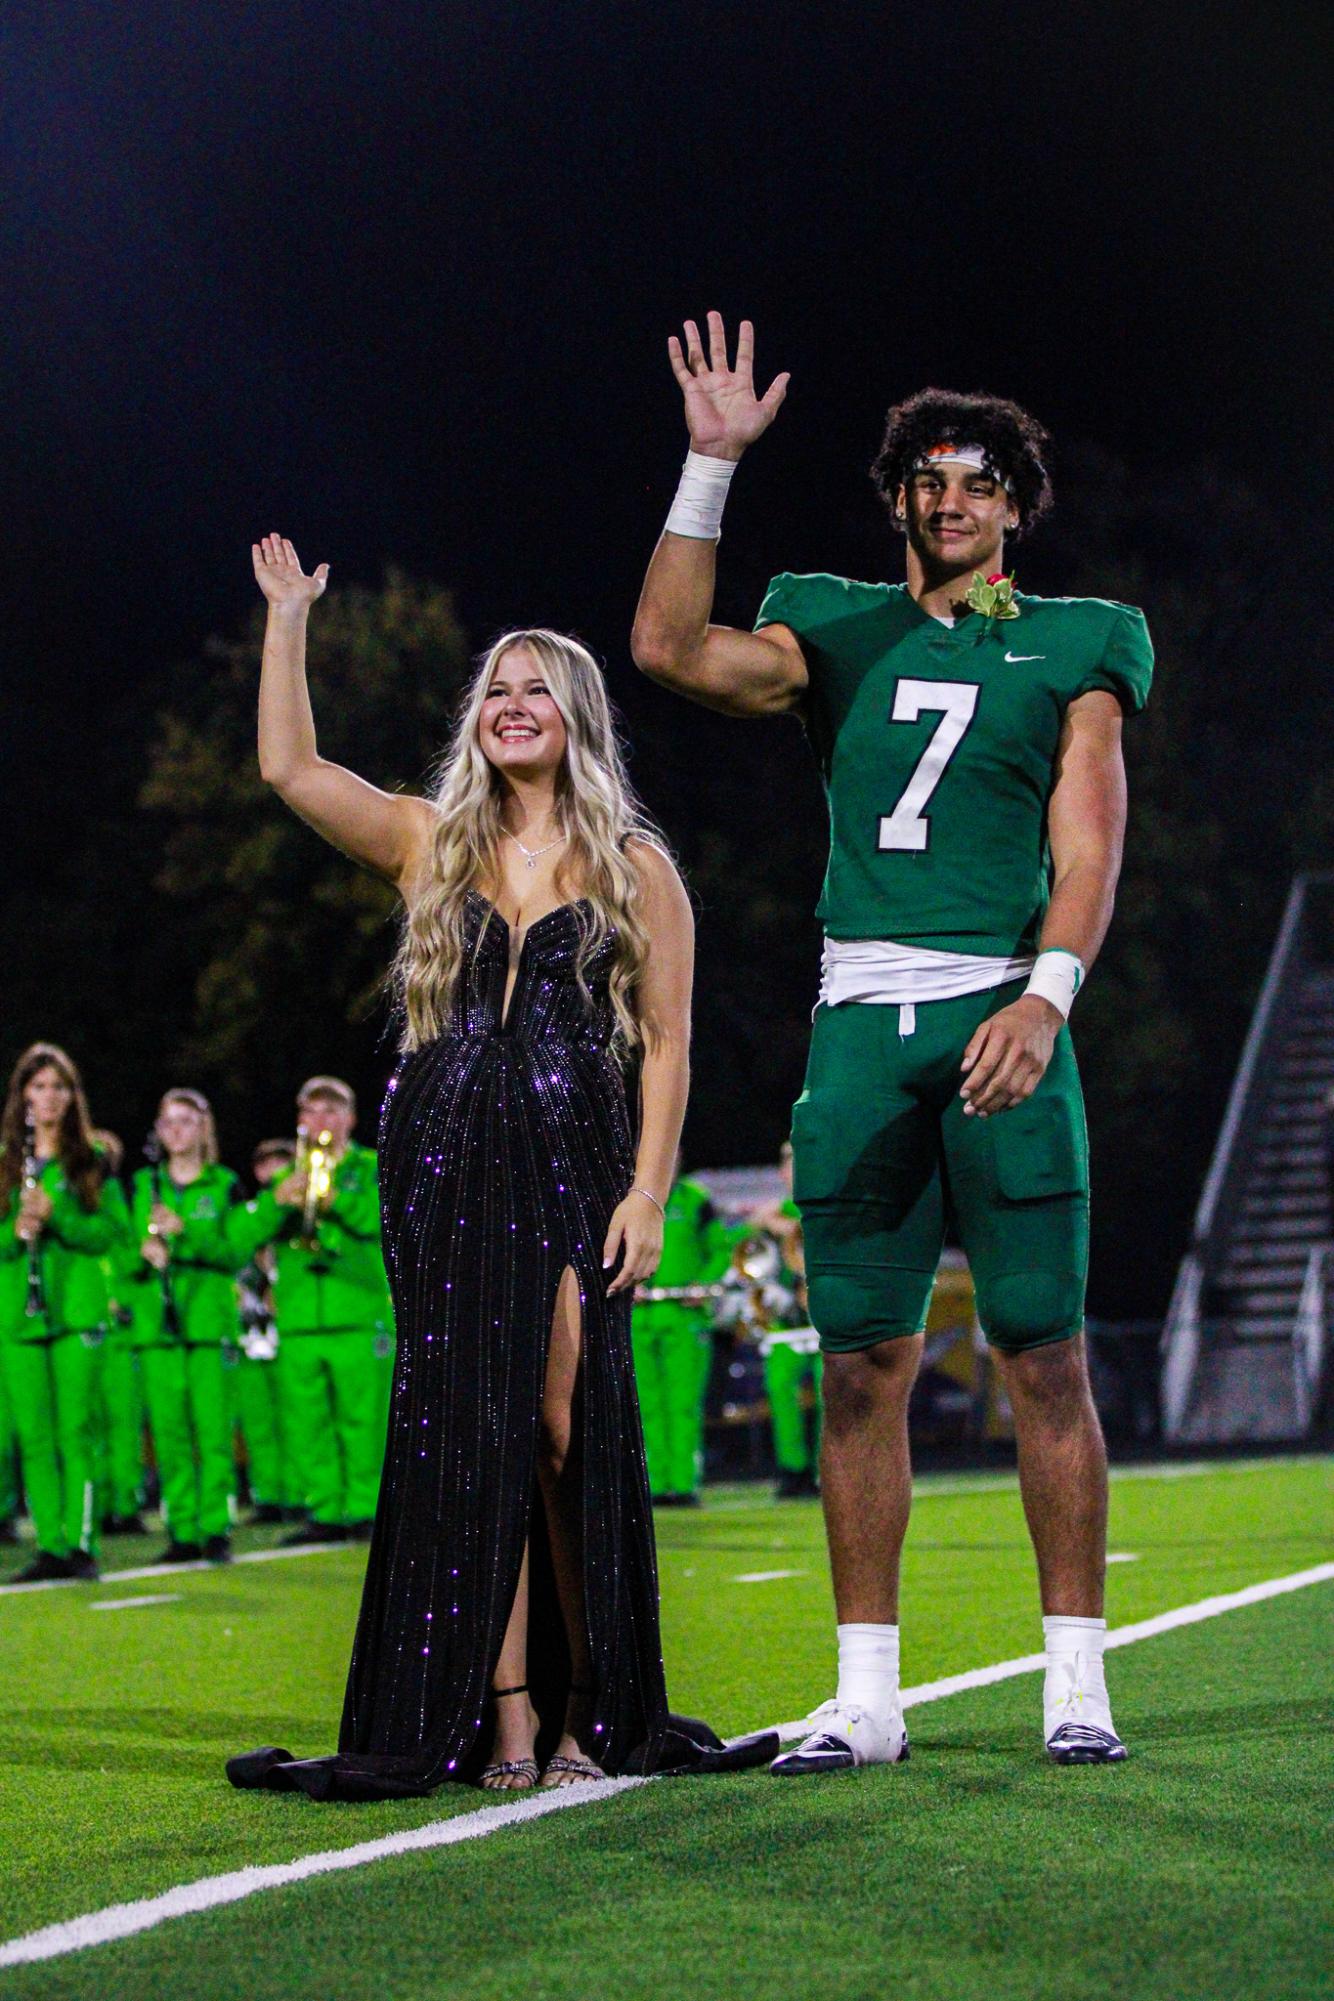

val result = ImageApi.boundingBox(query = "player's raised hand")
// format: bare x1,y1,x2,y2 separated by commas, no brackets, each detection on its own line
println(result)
252,534,330,611
667,312,790,462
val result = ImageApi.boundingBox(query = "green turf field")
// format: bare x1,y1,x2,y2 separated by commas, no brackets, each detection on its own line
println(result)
2,1456,1330,1999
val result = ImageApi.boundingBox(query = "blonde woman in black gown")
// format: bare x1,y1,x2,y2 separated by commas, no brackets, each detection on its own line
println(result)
228,537,766,1803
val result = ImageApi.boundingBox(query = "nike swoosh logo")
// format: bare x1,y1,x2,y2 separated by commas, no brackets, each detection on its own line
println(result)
1004,650,1045,662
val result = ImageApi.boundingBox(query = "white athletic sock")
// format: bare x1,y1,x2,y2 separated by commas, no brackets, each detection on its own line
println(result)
1042,1614,1114,1738
835,1622,900,1717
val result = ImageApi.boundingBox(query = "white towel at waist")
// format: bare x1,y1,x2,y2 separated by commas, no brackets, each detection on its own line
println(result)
819,936,1036,1009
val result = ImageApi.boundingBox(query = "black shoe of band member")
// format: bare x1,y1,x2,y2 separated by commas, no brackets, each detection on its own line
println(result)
344,1520,375,1542
103,1513,151,1536
280,1521,348,1546
202,1534,233,1563
0,1520,22,1546
154,1540,204,1565
774,1469,820,1501
10,1551,73,1583
66,1550,101,1581
247,1504,287,1525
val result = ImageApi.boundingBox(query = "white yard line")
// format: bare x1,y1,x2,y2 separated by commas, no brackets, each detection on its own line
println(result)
2,1559,1331,1972
734,1569,807,1584
90,1595,182,1613
0,1780,645,1970
696,1457,1310,1512
0,1541,345,1599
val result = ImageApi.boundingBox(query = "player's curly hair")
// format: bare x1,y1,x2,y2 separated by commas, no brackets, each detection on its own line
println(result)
871,389,1054,540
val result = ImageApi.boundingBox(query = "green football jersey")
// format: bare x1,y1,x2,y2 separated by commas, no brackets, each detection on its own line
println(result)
755,574,1153,955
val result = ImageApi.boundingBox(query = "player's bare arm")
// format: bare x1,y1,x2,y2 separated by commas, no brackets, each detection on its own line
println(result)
960,689,1127,1118
631,312,807,718
254,535,433,893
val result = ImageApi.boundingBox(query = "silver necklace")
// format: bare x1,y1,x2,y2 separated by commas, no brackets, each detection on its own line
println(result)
505,828,566,871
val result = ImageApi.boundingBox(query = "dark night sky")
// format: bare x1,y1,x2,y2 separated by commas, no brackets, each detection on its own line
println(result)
3,2,1321,687
1,4,1327,1300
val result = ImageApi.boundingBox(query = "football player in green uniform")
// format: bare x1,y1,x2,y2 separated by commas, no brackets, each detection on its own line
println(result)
121,1089,243,1563
220,1077,393,1543
0,1044,130,1581
633,314,1152,1770
632,1156,735,1505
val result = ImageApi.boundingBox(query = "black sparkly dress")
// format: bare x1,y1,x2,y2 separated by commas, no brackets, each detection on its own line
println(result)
275,892,669,1800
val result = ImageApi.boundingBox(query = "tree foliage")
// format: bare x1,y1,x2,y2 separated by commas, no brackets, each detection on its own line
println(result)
139,570,468,1136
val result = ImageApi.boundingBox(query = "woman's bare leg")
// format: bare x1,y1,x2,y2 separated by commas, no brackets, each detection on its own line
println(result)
482,1541,539,1787
537,1265,599,1781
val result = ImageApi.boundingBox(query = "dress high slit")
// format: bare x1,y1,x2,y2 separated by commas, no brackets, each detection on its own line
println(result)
263,891,669,1801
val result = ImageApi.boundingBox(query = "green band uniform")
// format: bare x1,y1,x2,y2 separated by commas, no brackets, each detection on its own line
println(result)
756,575,1153,1354
631,1178,735,1499
231,1262,295,1513
115,1162,244,1546
763,1197,822,1474
221,1143,392,1529
0,1156,129,1560
94,1264,145,1525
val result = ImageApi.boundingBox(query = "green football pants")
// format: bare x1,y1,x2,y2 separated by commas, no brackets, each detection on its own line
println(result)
0,1332,102,1557
0,1354,19,1521
631,1307,711,1497
139,1345,236,1545
280,1331,383,1526
95,1341,144,1520
793,982,1090,1354
231,1350,293,1509
764,1342,823,1474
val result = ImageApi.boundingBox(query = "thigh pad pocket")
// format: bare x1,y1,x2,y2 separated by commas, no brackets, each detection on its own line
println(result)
989,1093,1088,1203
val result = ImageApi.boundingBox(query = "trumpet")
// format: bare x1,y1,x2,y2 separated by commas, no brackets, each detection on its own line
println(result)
21,1112,46,1320
296,1126,334,1251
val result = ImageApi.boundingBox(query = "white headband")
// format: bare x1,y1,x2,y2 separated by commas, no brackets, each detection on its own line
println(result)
914,442,1011,489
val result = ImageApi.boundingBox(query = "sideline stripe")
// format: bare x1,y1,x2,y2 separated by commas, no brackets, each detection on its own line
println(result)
91,1595,182,1613
694,1457,1310,1512
3,1562,1331,1970
769,1561,1334,1738
0,1780,645,1970
0,1541,345,1599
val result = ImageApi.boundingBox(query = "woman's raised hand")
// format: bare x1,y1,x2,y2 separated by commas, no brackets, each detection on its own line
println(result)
667,312,790,463
252,534,330,611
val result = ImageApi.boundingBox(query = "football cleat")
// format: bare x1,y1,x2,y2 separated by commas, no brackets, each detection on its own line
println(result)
1046,1720,1127,1764
770,1698,909,1775
1044,1655,1127,1763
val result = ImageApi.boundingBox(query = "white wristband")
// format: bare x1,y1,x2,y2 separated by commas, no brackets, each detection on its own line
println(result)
665,450,737,541
1024,949,1084,1019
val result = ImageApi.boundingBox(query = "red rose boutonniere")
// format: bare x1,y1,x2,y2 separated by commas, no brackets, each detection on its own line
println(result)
965,570,1020,620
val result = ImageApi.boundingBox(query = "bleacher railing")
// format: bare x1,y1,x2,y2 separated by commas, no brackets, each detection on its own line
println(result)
1161,869,1334,1441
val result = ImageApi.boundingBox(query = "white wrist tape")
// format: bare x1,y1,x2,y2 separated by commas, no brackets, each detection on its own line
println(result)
1024,949,1084,1019
665,450,737,540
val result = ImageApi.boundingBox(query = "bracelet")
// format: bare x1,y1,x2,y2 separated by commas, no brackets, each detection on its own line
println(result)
1024,949,1084,1020
664,450,737,541
629,1186,666,1219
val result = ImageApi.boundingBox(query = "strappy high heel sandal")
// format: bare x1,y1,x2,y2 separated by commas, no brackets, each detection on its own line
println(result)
539,1683,607,1788
478,1684,539,1791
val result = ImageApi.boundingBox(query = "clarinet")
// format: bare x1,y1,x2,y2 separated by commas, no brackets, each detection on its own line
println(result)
21,1112,46,1319
143,1135,182,1338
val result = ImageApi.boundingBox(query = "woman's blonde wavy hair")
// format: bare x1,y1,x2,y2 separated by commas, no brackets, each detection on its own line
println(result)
392,629,665,1057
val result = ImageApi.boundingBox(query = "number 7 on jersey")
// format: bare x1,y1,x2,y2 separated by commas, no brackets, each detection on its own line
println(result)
877,679,980,853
